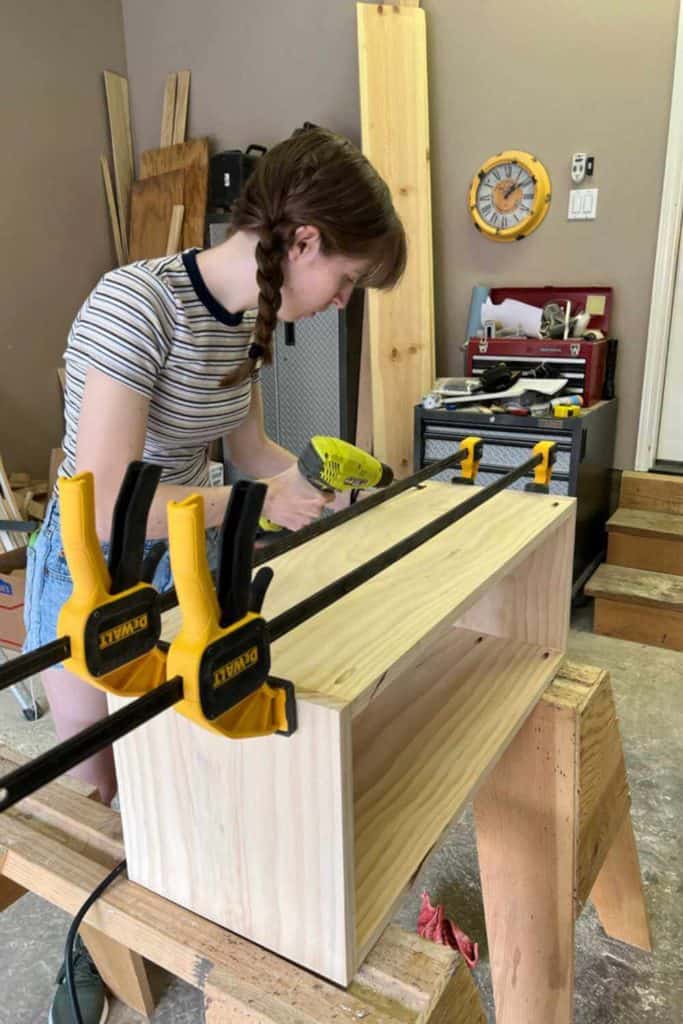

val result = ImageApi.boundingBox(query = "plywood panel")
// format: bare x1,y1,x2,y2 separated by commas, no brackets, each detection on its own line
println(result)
112,694,356,985
139,139,209,250
128,169,185,261
357,3,435,477
353,629,563,958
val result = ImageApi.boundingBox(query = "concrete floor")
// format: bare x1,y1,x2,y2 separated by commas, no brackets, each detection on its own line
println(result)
1,601,681,1023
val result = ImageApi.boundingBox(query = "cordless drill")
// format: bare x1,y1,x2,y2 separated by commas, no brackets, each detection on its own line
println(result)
260,436,394,531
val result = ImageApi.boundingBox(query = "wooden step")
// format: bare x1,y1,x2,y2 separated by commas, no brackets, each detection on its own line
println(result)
586,563,683,651
620,470,683,515
607,508,683,575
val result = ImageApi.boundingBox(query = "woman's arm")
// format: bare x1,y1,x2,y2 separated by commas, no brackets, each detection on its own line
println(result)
76,369,327,538
75,367,233,537
223,383,296,479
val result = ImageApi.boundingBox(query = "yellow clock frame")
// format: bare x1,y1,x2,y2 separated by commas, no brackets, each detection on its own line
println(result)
468,150,552,242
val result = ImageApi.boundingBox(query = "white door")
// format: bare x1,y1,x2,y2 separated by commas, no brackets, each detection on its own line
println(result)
657,243,683,462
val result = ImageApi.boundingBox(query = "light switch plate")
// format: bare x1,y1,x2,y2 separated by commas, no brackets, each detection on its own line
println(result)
568,188,598,220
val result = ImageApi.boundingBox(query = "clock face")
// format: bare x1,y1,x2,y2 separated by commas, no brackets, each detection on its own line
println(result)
468,150,551,242
476,161,536,232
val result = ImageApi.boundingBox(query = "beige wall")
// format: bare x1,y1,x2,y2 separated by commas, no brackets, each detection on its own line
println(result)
7,1,676,472
1,0,127,476
121,0,680,468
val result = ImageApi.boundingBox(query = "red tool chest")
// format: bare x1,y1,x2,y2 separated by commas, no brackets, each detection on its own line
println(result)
465,286,614,406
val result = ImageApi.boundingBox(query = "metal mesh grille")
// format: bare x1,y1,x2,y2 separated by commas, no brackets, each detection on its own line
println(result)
262,310,342,453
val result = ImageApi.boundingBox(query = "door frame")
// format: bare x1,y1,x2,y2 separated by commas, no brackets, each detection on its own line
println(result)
636,1,683,470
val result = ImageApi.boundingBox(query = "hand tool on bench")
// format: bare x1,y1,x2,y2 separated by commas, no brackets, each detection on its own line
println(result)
0,440,556,812
0,438,483,690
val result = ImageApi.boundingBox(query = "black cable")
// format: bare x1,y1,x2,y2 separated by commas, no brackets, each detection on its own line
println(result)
64,858,127,1024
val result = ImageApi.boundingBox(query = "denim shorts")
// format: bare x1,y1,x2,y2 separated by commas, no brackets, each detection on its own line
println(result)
23,497,220,662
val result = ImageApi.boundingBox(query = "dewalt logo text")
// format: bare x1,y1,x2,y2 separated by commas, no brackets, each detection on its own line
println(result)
213,646,259,688
98,613,149,650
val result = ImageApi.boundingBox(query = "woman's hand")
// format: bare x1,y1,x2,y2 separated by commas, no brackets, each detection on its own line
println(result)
262,463,332,530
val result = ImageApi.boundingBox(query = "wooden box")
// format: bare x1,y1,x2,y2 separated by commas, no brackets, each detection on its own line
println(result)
111,482,575,984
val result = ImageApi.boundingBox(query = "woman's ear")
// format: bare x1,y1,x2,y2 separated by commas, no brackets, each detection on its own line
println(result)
288,225,321,262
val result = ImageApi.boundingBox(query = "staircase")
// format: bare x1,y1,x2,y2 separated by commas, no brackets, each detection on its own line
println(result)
586,471,683,651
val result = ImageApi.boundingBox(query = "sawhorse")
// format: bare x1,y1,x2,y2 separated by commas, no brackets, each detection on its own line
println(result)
0,660,650,1022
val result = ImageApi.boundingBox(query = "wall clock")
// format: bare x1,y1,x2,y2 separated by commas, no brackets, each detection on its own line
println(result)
468,150,551,242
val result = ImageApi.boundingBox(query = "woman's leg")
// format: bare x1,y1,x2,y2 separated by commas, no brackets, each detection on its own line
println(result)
41,667,116,805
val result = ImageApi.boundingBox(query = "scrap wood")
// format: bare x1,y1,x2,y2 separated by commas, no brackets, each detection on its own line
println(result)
417,891,479,968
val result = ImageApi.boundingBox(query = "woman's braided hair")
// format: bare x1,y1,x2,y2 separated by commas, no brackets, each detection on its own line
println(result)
220,124,407,387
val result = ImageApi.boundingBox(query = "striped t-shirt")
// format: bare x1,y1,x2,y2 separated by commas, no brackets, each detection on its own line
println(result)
61,249,258,487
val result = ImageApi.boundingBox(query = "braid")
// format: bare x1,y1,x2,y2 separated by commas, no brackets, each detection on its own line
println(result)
219,227,284,387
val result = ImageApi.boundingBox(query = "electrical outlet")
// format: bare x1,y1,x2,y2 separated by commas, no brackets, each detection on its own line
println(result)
571,153,587,184
568,188,598,220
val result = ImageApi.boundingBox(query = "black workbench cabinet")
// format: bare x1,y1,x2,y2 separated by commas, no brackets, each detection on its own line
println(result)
414,400,618,594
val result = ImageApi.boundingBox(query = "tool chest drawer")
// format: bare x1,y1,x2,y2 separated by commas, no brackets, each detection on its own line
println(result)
423,430,572,479
414,400,618,591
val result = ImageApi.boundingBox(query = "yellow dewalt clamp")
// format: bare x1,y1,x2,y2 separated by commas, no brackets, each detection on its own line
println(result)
57,462,167,695
452,436,484,485
167,479,296,738
525,440,557,493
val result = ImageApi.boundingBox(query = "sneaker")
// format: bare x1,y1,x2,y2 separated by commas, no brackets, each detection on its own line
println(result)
49,934,109,1024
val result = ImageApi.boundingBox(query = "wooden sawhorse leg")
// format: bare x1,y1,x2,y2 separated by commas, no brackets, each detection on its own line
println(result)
473,662,651,1024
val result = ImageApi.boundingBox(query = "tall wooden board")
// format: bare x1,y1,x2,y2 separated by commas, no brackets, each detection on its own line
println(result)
103,71,134,260
357,2,435,477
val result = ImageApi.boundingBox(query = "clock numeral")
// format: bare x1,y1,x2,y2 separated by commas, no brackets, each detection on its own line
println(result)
492,169,501,180
523,192,534,200
501,216,508,229
504,164,512,178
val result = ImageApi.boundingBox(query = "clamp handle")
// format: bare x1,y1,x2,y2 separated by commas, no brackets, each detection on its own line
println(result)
454,436,484,485
167,484,295,739
526,441,557,493
57,467,166,695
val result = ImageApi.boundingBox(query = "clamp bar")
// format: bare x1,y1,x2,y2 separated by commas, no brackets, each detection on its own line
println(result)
269,452,545,643
156,439,483,615
0,677,184,812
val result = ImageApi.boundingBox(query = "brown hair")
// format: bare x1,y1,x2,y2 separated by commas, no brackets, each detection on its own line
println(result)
220,124,407,386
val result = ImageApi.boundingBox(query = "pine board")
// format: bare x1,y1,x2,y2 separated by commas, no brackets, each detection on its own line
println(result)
129,170,185,261
172,70,191,144
619,470,683,516
592,599,683,651
607,507,683,539
353,629,564,957
357,2,435,477
160,73,177,147
139,139,209,250
607,533,683,575
103,71,134,260
119,485,575,984
586,563,683,609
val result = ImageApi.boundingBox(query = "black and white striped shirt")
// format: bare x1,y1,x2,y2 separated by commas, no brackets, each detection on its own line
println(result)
61,249,257,487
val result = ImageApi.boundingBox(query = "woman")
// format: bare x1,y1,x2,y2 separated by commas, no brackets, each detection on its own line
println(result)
29,124,405,1023
28,123,406,797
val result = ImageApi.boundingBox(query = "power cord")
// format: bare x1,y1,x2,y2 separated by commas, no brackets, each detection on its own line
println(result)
65,858,127,1024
